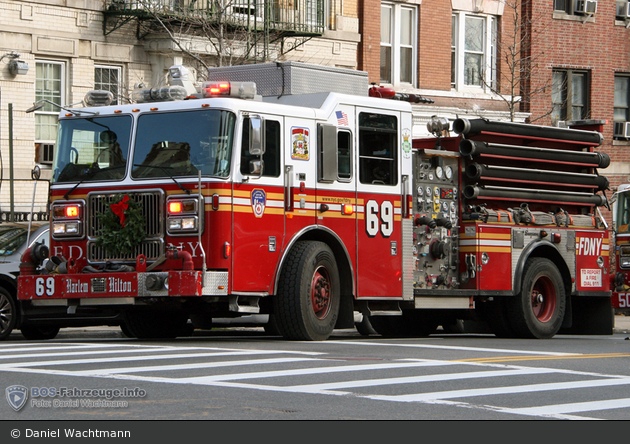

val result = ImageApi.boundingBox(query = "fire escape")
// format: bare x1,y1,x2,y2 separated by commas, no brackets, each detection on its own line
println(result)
103,0,325,61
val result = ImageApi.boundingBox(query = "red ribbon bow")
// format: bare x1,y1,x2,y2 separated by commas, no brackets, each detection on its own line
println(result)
110,195,130,227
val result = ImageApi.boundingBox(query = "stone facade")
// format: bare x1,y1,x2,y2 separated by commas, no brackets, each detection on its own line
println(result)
0,0,361,217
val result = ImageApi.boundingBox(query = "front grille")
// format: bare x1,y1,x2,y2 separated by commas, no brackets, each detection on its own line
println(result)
87,190,164,263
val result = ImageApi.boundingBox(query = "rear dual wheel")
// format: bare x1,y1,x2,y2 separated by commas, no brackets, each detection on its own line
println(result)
273,241,340,341
506,257,566,339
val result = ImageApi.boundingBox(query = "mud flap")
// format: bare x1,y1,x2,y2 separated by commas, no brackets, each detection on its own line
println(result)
559,296,613,335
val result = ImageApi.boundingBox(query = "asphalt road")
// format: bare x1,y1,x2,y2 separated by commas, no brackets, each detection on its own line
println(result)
1,315,629,423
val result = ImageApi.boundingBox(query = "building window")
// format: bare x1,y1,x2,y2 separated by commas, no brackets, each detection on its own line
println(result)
554,0,598,16
451,12,497,91
95,65,121,105
35,61,64,164
615,74,630,121
380,2,417,87
552,68,590,123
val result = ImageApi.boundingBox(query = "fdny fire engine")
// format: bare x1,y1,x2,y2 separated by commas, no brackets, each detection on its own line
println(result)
611,183,630,316
17,62,613,340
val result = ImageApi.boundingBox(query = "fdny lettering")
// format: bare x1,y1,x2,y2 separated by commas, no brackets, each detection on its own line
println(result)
577,237,602,256
109,277,131,292
65,279,88,294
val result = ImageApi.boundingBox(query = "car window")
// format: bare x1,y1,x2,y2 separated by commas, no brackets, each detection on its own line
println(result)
0,226,28,256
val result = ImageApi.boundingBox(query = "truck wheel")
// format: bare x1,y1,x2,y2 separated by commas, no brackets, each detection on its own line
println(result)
20,325,60,340
507,257,566,339
124,310,188,339
0,288,17,340
274,241,340,341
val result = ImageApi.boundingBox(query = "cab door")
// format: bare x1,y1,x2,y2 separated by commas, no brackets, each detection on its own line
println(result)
232,114,285,293
355,109,406,298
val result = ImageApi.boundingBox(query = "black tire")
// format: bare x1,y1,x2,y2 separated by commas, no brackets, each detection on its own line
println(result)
369,310,438,338
120,321,136,338
506,257,566,339
0,288,17,340
263,314,281,336
355,314,377,336
273,241,340,341
124,310,188,339
20,325,60,340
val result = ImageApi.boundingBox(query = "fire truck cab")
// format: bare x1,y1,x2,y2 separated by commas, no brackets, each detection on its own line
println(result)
17,62,614,340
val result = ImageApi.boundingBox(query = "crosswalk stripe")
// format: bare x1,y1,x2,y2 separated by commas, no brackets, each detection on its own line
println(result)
500,397,630,418
325,340,579,355
179,360,459,383
366,377,630,402
284,367,555,394
0,349,324,370
72,357,324,376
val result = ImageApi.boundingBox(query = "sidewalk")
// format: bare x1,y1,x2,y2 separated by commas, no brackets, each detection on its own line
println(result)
614,313,630,334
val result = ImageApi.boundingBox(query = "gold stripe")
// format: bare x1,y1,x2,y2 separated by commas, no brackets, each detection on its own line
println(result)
460,246,511,253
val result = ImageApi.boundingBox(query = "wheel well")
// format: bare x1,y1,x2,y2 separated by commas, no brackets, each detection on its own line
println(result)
0,275,17,298
516,244,572,297
284,228,355,328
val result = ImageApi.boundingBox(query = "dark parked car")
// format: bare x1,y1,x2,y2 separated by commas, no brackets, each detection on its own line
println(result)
0,222,51,340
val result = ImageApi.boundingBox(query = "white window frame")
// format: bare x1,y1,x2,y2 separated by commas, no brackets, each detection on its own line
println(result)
94,64,122,105
380,2,417,88
35,60,65,164
451,11,497,93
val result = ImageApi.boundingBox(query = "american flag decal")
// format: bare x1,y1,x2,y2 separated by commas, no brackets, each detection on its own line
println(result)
336,110,349,126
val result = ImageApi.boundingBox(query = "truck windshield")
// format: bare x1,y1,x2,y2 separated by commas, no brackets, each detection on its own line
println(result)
616,191,630,233
131,109,236,179
53,116,132,183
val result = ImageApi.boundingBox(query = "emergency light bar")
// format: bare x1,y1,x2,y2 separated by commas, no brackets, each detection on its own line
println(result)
132,85,188,103
201,81,256,99
84,90,114,107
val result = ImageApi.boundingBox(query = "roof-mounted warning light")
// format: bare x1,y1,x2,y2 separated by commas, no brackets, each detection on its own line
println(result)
132,85,188,103
368,83,434,104
201,81,257,99
84,90,114,107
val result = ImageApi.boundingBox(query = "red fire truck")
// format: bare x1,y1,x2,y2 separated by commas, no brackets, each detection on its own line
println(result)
611,183,630,316
17,62,614,340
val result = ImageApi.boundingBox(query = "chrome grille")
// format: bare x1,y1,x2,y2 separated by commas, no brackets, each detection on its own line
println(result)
87,190,164,263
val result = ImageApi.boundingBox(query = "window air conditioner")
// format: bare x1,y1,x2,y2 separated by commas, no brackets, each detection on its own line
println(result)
614,121,630,139
617,1,630,19
36,143,55,164
575,0,598,14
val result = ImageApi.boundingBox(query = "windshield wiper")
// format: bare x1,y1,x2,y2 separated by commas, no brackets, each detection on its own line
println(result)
132,164,191,194
63,166,99,200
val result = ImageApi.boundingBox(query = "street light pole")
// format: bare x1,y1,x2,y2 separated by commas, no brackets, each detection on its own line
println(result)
8,103,14,222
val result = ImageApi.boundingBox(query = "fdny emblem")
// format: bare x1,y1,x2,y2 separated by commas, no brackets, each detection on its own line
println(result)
6,385,28,411
291,127,309,160
251,189,266,218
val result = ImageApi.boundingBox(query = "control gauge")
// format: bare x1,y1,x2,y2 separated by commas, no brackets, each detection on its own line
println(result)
417,186,424,197
426,186,432,197
428,173,434,181
436,166,444,179
445,166,453,180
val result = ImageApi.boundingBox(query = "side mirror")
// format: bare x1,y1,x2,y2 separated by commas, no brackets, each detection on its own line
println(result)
249,115,265,156
31,165,41,180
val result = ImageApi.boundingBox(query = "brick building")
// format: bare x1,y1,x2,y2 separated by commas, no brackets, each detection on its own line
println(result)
359,0,630,223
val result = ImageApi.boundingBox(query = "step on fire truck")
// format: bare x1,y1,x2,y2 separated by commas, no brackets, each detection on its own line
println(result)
18,62,614,340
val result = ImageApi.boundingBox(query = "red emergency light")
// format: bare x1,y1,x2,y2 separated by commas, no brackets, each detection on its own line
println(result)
201,81,257,99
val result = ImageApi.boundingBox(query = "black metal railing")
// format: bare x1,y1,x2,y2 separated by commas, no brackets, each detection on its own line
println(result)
105,0,325,35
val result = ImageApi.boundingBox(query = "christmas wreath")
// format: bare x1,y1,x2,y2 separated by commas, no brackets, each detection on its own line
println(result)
95,193,146,257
